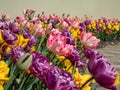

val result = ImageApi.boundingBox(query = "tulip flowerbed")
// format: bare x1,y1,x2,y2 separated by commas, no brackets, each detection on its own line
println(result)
0,9,120,90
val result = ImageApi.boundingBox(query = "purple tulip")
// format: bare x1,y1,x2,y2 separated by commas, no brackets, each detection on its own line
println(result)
11,46,24,63
9,22,20,34
66,49,84,67
103,18,107,23
59,85,80,90
29,52,79,90
79,22,86,31
84,20,91,25
2,30,18,45
96,23,101,32
45,66,79,90
105,23,108,29
62,29,75,45
118,20,120,23
29,52,50,80
23,28,31,38
84,48,117,90
28,35,37,48
26,34,37,51
0,20,9,30
2,45,12,58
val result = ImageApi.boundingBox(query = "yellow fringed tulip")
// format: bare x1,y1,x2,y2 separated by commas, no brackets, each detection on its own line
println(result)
70,27,81,39
72,68,91,90
0,31,4,44
17,35,29,48
114,71,120,86
108,23,112,29
0,61,9,90
56,55,73,73
30,46,35,52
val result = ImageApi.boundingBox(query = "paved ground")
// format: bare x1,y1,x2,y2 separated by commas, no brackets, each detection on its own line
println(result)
97,42,120,72
93,42,120,90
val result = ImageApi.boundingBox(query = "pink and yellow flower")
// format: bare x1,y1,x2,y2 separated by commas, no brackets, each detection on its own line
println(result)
79,31,100,48
47,29,73,56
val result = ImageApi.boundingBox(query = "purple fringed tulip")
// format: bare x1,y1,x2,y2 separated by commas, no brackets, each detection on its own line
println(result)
84,48,117,90
29,52,50,80
9,22,20,34
96,23,101,32
11,46,24,63
23,28,31,38
59,85,80,90
28,35,37,48
103,18,108,23
2,45,12,58
29,52,79,90
27,34,37,51
2,30,17,45
105,23,108,29
79,22,86,31
66,49,84,67
45,66,79,90
84,20,91,26
0,20,9,30
62,29,75,45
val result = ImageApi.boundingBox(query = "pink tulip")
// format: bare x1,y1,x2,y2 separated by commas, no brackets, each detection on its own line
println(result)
40,15,49,21
15,17,27,26
46,23,52,30
23,9,35,19
47,29,73,56
61,21,69,29
49,28,61,36
0,14,10,21
79,31,100,48
49,14,55,19
34,22,45,36
72,21,80,30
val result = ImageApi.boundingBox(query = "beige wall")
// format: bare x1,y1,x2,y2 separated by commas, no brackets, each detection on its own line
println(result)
0,0,120,19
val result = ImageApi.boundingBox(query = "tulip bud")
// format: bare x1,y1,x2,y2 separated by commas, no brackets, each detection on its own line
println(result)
1,14,10,22
16,53,32,70
29,13,35,20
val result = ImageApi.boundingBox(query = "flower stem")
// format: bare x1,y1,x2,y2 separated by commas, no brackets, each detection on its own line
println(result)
4,68,20,90
58,58,66,67
18,74,31,90
80,76,94,89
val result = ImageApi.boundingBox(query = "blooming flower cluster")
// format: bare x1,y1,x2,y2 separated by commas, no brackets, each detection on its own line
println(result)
0,9,119,90
83,17,120,41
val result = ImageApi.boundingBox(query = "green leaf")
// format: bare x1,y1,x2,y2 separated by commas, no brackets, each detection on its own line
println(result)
23,78,39,90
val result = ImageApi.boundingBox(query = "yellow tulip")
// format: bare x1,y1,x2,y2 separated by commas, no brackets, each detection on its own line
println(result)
0,31,4,44
114,25,119,31
102,25,106,30
72,68,91,90
87,25,92,29
30,46,35,52
16,35,29,48
0,61,9,89
99,23,102,27
108,23,112,29
70,27,81,39
114,71,120,86
56,55,73,73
